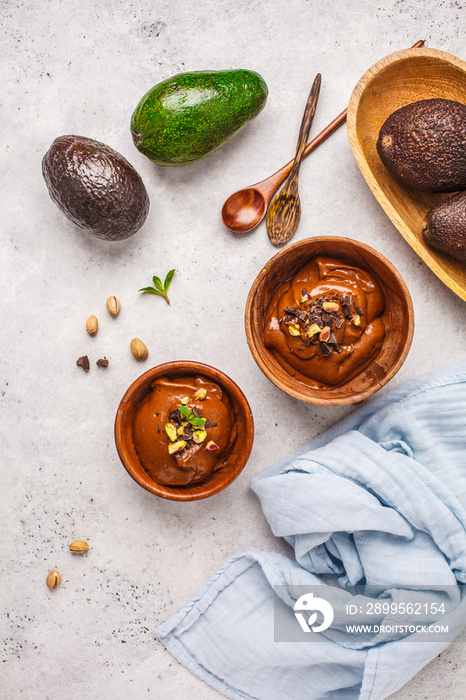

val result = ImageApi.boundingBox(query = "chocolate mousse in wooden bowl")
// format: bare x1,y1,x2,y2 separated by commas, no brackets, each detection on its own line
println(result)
115,361,254,500
245,237,414,405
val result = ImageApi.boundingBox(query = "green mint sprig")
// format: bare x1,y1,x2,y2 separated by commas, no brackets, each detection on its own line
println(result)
139,269,175,305
179,405,206,426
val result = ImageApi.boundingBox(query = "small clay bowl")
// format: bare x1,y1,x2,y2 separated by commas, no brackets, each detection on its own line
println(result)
245,236,414,405
114,361,254,501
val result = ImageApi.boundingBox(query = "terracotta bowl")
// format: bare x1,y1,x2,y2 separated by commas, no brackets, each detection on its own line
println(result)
245,237,414,405
115,361,254,501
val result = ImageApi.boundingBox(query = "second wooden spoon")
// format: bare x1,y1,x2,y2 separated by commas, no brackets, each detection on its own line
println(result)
266,74,322,246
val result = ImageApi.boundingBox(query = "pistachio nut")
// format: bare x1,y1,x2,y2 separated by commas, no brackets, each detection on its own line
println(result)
192,430,207,444
319,326,331,342
130,338,148,360
69,540,89,553
192,388,207,401
165,422,178,442
306,323,321,339
46,570,61,589
322,301,340,312
168,439,187,455
106,296,121,317
86,315,98,336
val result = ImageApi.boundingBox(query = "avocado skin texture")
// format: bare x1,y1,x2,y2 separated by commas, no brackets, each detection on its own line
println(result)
130,69,268,166
42,135,150,241
422,191,466,262
377,98,466,193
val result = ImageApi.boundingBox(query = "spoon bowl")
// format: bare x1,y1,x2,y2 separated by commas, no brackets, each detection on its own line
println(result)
222,187,267,234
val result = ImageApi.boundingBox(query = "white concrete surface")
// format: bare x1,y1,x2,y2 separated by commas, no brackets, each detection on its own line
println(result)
1,1,465,698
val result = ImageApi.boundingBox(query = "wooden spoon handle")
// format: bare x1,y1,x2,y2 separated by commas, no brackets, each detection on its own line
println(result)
288,73,322,183
259,39,425,199
259,108,346,198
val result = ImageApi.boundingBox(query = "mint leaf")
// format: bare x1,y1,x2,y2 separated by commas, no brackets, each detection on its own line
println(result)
139,269,176,305
190,416,206,426
152,276,164,291
138,287,164,296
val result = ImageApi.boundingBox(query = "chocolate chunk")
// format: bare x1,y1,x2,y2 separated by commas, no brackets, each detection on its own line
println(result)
283,306,299,315
354,304,364,316
168,409,182,425
205,419,211,428
192,407,202,418
320,342,332,356
96,358,109,367
76,355,90,372
341,294,352,306
335,316,344,329
342,306,352,319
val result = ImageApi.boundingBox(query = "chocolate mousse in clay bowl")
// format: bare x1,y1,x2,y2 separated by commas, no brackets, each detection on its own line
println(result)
245,237,414,405
115,361,254,501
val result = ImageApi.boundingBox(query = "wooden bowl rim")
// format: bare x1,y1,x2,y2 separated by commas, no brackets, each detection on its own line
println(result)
347,46,466,302
245,236,414,405
114,360,254,501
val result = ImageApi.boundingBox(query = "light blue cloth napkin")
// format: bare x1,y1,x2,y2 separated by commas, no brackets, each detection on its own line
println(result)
155,361,466,699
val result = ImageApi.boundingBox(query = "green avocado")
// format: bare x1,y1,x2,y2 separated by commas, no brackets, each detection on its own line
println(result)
130,69,268,166
377,98,466,193
422,190,466,262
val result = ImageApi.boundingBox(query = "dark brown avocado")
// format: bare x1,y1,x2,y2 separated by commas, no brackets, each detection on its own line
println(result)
422,191,466,262
42,135,150,241
377,98,466,193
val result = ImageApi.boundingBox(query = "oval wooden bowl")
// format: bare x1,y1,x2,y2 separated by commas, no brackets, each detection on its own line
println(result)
245,237,414,405
114,361,254,501
347,47,466,302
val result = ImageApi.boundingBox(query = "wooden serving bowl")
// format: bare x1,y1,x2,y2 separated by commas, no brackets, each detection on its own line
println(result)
245,237,414,405
114,361,254,501
347,47,466,302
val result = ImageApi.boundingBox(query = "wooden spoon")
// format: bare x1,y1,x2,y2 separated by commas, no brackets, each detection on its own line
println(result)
222,108,346,234
221,40,425,235
266,74,322,246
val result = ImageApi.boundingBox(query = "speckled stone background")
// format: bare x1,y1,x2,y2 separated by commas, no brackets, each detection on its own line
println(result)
2,1,466,698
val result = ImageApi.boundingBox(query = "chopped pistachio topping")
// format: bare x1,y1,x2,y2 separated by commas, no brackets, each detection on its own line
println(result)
165,422,178,442
322,301,340,312
168,439,187,455
288,325,301,337
206,440,219,451
181,396,189,405
192,430,207,444
192,388,207,401
307,323,321,339
319,326,331,342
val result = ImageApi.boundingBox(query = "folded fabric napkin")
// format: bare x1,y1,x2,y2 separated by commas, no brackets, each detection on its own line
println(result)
155,361,466,699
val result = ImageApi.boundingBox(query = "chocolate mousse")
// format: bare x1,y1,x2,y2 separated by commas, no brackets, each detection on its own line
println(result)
133,375,237,486
264,256,386,388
